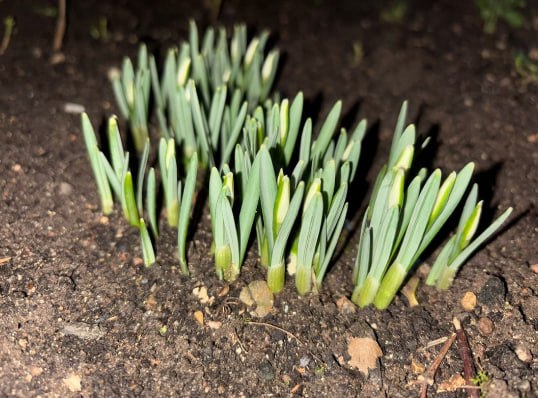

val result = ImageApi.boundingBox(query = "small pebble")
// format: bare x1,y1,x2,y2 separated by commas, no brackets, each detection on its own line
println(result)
477,316,494,335
521,296,538,320
63,322,104,340
336,296,357,315
299,356,310,368
514,344,533,363
485,379,518,398
207,320,222,329
63,103,85,114
133,257,144,267
32,47,43,58
59,182,73,196
258,360,275,381
217,285,229,297
29,367,43,377
460,292,477,311
517,379,531,392
50,52,65,64
193,311,204,326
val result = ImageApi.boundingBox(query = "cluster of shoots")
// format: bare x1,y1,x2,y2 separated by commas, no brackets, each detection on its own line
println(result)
82,21,512,310
109,20,279,164
208,92,364,295
83,21,280,272
351,102,512,309
81,114,198,274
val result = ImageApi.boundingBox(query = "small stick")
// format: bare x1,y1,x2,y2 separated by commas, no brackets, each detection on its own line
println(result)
0,16,15,56
53,0,66,52
423,336,449,350
245,320,302,344
233,329,248,354
0,257,12,265
419,332,457,398
453,318,479,398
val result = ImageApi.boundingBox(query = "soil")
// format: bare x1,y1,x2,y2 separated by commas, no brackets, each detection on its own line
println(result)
1,0,537,397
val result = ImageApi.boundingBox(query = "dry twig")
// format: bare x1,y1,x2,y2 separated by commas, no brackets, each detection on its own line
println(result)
245,320,302,344
453,318,479,398
419,332,457,398
422,336,449,350
53,0,66,52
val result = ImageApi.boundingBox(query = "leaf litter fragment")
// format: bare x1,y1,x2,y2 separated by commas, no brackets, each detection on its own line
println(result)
401,275,420,307
192,285,213,304
239,280,274,318
347,337,383,376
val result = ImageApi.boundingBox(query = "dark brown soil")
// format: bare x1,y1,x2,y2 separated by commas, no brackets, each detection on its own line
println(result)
1,0,537,397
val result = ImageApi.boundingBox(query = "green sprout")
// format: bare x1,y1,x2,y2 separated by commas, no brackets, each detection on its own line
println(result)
146,167,158,237
351,40,363,67
0,16,15,56
475,0,526,33
259,146,305,292
90,17,109,42
109,44,151,152
293,171,350,295
32,5,58,17
178,152,199,275
426,184,512,290
380,0,408,24
351,102,512,309
139,218,156,266
98,117,147,228
514,52,538,83
158,324,168,336
81,113,114,215
159,138,180,227
472,370,491,397
209,149,262,281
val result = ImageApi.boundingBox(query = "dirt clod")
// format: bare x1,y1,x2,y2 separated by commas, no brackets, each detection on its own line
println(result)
477,316,494,335
478,276,507,308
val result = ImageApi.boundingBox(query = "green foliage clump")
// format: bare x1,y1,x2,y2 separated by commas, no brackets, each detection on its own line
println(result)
82,21,512,310
476,0,526,33
350,103,511,309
